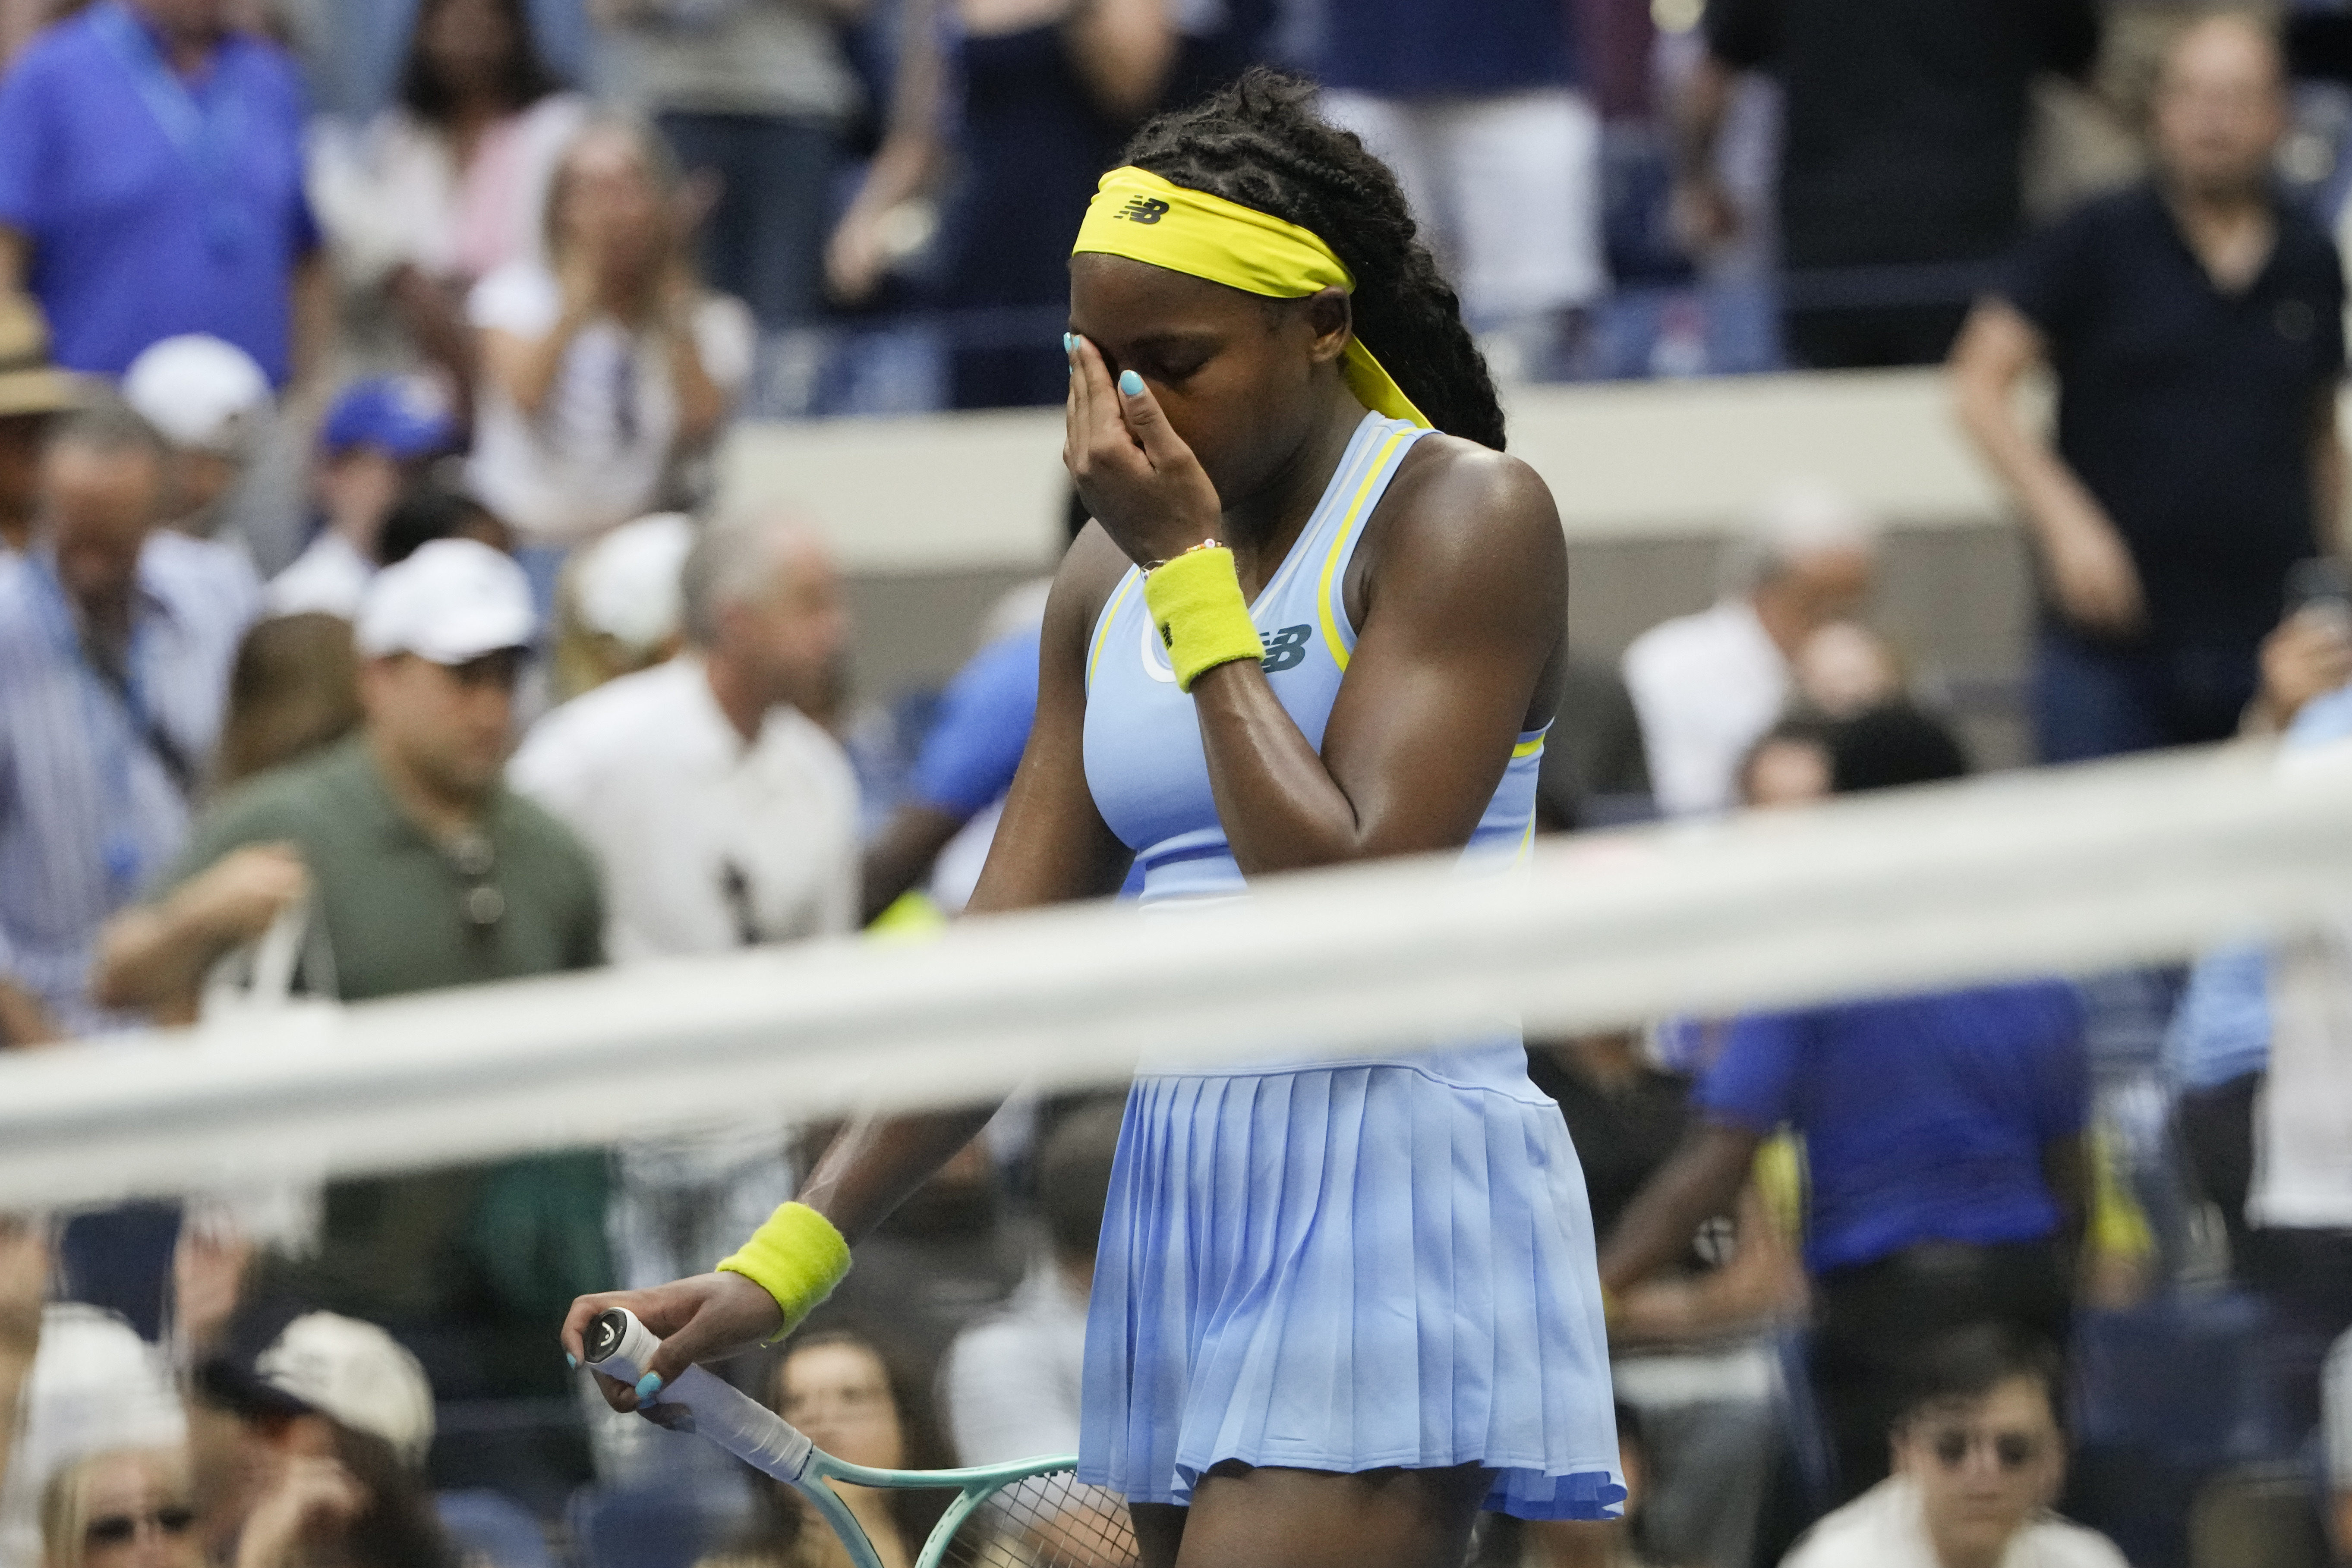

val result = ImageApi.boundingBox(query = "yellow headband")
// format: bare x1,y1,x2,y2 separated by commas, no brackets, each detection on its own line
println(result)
1070,166,1432,430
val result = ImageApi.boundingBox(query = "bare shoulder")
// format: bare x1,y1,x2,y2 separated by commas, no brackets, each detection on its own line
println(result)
1360,434,1565,605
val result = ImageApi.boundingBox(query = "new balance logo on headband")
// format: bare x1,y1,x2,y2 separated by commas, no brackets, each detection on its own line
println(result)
1117,196,1171,225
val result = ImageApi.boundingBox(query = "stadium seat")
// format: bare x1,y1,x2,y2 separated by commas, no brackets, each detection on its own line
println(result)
435,1489,552,1568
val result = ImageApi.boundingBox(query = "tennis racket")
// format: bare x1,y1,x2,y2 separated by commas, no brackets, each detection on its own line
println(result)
584,1308,1139,1568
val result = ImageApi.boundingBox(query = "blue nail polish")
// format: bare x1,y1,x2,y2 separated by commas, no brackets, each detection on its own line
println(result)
1063,333,1076,353
636,1372,663,1402
1119,370,1144,397
565,1353,578,1370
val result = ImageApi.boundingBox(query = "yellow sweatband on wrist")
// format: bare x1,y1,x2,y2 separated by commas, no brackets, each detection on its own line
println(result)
716,1201,851,1342
1144,547,1262,693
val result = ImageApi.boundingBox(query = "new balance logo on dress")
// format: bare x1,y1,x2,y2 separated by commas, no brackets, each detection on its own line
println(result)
1259,624,1312,674
1116,196,1171,225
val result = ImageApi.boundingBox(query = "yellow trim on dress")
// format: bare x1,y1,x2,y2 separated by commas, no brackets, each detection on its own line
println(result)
1317,429,1411,671
1089,568,1141,692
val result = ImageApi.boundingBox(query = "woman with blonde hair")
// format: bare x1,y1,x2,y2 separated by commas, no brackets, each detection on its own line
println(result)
40,1448,199,1568
466,115,753,582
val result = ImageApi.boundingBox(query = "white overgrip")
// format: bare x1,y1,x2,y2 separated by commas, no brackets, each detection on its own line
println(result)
583,1308,816,1481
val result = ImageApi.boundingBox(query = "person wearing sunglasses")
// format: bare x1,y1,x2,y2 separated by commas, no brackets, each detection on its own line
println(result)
38,1447,199,1568
1782,1326,2125,1568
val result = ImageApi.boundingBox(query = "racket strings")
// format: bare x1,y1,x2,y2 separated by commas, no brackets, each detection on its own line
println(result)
934,1467,1139,1568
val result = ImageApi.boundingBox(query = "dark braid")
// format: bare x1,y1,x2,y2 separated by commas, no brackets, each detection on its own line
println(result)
1118,69,1507,451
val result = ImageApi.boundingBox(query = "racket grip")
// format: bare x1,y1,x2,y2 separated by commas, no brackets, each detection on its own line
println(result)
583,1308,814,1482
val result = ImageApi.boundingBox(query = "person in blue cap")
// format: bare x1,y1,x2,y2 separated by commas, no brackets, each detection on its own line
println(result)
265,374,457,619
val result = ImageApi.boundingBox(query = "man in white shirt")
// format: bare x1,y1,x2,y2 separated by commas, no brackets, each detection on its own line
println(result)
1784,1327,2126,1568
265,376,455,619
1622,485,1876,816
509,509,856,959
509,510,856,1330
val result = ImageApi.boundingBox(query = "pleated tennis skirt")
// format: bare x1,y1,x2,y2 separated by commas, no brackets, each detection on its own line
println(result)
1075,1055,1627,1521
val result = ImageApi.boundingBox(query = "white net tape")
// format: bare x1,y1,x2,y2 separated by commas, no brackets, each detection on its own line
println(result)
2,743,2348,1210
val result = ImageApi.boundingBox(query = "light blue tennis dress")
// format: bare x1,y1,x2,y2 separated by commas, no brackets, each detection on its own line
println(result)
1074,410,1625,1520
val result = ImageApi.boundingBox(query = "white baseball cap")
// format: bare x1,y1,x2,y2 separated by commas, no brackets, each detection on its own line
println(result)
254,1313,435,1468
356,538,538,664
121,334,271,454
574,512,694,650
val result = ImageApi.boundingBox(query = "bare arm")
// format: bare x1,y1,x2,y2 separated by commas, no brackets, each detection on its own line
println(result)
1066,337,1564,876
1668,52,1741,254
0,225,25,294
1949,297,2146,636
1064,0,1173,124
1598,1122,1764,1296
479,253,601,418
2312,386,2346,556
88,845,308,1015
0,1218,48,1493
1609,1181,1807,1346
0,982,60,1048
562,532,1135,1391
659,298,729,451
288,251,332,392
826,0,947,306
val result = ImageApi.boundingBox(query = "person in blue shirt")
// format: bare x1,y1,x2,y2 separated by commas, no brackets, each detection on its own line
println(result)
0,0,322,385
1601,704,2091,1504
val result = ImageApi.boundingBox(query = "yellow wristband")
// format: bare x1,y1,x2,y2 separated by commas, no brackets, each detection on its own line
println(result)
1143,546,1263,693
716,1201,851,1342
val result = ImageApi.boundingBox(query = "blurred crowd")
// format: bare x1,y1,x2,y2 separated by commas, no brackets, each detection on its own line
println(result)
1,2,2351,1568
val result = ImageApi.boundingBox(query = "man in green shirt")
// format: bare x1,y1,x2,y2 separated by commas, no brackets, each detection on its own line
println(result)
95,538,607,1501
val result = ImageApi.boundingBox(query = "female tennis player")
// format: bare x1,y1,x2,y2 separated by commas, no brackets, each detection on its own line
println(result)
563,70,1622,1568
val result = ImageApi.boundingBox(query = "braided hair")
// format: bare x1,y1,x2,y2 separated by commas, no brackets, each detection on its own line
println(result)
1118,69,1507,451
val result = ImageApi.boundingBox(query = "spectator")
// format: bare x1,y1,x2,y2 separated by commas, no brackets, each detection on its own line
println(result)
467,117,754,555
1952,14,2346,763
861,610,1042,924
1601,717,2090,1502
1621,484,1875,817
1317,0,1605,378
511,513,852,1302
595,0,868,335
91,539,607,1504
0,1221,188,1568
1528,1032,1803,1568
1737,717,1834,809
120,335,271,551
512,512,855,961
2166,623,2352,1449
0,293,83,554
0,0,325,386
842,0,1171,408
1795,620,1904,721
0,400,253,1048
307,0,588,395
264,377,459,620
38,1447,202,1568
214,612,363,793
697,1326,954,1568
545,509,693,700
189,1312,454,1568
1677,0,2099,369
374,476,512,570
1780,1327,2125,1568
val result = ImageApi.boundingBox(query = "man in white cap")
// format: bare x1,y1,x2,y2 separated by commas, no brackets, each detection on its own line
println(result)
120,334,271,546
92,538,608,1496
